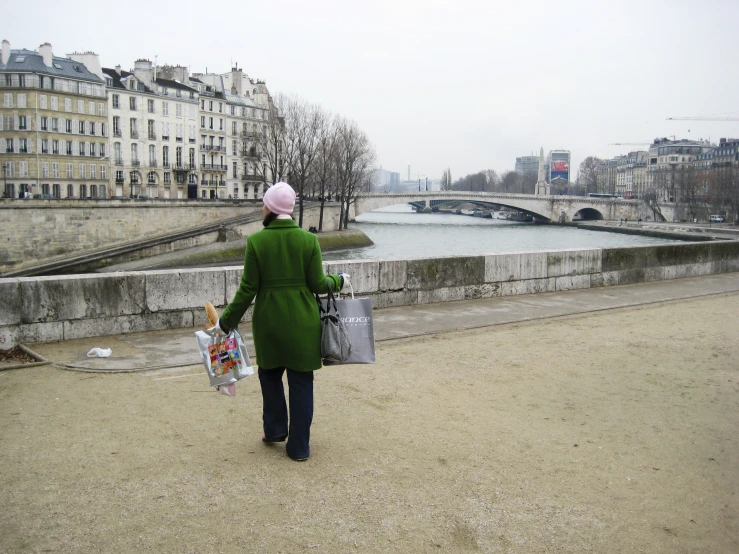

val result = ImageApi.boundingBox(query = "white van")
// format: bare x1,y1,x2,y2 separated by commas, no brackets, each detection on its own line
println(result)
709,215,724,223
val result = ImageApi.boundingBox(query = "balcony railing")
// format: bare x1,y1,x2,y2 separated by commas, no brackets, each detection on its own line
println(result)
200,144,224,152
201,180,218,186
241,172,260,180
130,130,139,139
115,177,125,184
149,161,158,168
201,164,227,171
162,162,170,169
113,129,122,137
189,138,196,143
162,135,169,141
131,160,141,167
242,148,259,158
115,158,123,166
240,130,259,138
148,132,157,140
172,163,194,172
218,180,226,186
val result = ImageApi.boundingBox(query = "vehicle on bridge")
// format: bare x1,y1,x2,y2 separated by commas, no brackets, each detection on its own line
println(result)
587,193,617,199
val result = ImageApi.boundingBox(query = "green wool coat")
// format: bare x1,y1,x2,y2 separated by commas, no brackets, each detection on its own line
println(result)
220,219,343,371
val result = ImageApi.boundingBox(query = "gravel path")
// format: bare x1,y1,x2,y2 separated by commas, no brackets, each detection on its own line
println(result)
1,294,738,553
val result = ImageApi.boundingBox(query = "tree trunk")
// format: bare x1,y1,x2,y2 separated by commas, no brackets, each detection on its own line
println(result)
318,198,325,231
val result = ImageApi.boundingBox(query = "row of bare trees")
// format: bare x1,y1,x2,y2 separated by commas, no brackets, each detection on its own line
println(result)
448,169,537,194
250,93,376,230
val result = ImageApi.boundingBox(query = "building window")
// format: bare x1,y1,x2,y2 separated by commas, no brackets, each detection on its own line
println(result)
176,104,182,118
162,145,169,166
65,98,72,112
162,101,169,116
148,99,155,113
89,122,96,136
209,117,214,129
201,116,205,128
51,96,58,111
3,93,12,108
40,117,48,131
164,172,171,184
100,165,106,179
148,171,156,184
129,97,137,110
19,139,28,153
90,164,96,179
66,119,72,133
66,141,73,155
41,140,48,154
80,164,86,178
98,103,105,116
233,162,237,178
112,94,120,108
18,116,27,130
52,140,59,155
18,94,26,108
79,142,86,156
66,163,73,178
40,95,47,109
78,100,84,113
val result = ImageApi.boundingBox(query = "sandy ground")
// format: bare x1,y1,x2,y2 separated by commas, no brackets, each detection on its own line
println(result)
1,294,738,553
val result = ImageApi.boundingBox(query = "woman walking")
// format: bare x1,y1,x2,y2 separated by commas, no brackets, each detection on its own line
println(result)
211,182,344,461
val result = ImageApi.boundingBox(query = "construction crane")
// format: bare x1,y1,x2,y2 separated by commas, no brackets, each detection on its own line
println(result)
667,116,739,121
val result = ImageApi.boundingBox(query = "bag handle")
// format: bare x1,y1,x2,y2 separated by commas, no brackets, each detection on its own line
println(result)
315,280,340,316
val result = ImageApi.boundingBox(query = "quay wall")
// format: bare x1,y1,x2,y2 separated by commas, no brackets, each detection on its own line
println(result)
0,199,257,272
1,241,739,348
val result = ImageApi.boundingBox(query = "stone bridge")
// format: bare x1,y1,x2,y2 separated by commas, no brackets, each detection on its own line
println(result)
353,192,643,222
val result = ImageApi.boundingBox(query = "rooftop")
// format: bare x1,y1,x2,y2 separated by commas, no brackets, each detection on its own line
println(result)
0,48,103,83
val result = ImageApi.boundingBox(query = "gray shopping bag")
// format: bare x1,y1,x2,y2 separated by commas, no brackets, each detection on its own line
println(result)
320,278,376,365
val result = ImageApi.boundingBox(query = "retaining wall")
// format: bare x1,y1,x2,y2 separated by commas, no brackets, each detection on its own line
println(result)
1,241,738,348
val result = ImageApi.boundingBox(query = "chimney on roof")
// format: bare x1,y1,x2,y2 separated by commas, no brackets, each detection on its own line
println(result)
39,42,53,67
1,40,9,65
115,65,122,75
133,58,154,88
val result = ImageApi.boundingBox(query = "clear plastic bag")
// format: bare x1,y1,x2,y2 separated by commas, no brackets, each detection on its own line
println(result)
194,328,254,393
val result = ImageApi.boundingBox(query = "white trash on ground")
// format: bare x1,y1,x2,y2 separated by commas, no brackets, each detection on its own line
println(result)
87,348,112,358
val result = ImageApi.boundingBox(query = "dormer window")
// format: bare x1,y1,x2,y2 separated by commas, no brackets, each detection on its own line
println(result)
129,80,136,90
53,62,62,69
15,56,25,63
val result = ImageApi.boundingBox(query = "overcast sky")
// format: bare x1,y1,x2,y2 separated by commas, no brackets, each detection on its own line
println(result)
5,0,739,181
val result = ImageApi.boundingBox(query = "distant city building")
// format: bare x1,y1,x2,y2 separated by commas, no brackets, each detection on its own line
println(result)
370,168,400,192
515,155,539,175
0,41,108,199
647,138,712,202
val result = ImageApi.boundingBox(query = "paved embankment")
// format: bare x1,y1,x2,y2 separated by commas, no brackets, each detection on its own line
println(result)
2,275,737,553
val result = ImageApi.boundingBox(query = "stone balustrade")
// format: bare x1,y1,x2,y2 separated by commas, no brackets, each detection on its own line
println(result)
1,241,738,348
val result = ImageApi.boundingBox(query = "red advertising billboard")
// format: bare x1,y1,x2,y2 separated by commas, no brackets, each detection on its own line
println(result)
550,160,569,181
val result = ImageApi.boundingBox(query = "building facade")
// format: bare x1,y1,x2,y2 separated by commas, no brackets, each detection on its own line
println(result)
1,41,109,199
515,155,539,175
101,59,199,199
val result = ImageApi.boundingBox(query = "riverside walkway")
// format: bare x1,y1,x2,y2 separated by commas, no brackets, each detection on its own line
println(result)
2,273,738,552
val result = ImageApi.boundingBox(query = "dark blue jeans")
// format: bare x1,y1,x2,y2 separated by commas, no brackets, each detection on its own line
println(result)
258,367,314,460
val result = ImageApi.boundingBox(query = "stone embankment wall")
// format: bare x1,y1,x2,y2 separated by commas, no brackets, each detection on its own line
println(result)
0,201,342,274
0,200,254,272
1,241,738,348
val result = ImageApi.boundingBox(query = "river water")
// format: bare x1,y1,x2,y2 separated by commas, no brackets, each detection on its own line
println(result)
323,205,681,261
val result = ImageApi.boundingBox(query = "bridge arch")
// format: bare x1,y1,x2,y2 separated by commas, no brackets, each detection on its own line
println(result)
572,207,604,221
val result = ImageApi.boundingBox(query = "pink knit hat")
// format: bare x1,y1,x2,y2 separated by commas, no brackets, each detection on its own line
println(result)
262,182,296,215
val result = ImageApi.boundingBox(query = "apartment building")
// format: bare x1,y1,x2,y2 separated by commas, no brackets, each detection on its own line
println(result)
0,41,109,199
195,66,273,199
101,59,198,198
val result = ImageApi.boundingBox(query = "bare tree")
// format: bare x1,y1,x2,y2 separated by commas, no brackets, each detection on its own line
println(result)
500,170,522,193
255,94,288,187
577,156,603,196
282,95,324,227
484,169,500,192
333,117,376,229
313,113,338,231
